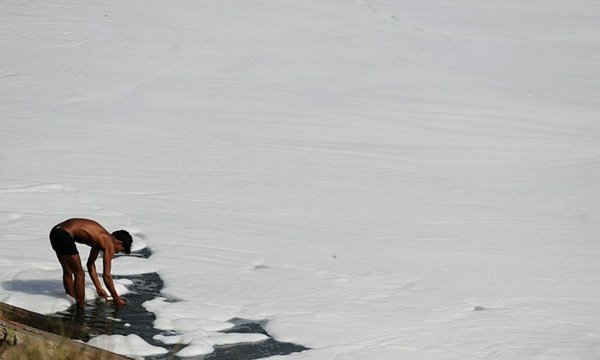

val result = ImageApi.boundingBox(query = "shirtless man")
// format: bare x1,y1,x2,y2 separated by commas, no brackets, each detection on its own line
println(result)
49,218,133,310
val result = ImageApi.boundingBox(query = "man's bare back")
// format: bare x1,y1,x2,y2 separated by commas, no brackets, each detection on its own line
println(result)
49,218,133,311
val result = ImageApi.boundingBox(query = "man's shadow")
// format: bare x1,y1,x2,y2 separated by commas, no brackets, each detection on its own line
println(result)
0,279,96,339
1,279,64,297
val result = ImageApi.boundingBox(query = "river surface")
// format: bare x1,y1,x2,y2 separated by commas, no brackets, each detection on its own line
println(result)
48,248,308,359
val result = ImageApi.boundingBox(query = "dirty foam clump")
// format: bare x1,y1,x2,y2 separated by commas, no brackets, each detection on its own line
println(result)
85,279,131,301
145,297,269,357
143,297,234,332
209,333,269,346
153,334,182,344
88,334,168,357
176,340,214,357
4,293,73,315
169,332,269,357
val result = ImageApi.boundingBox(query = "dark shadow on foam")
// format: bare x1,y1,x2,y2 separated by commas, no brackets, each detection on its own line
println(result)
47,247,309,359
1,279,64,297
0,248,152,297
115,246,153,259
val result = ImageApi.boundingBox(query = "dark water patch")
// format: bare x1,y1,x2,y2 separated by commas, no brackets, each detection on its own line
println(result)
49,272,183,357
202,338,309,360
225,318,269,336
200,318,309,360
49,247,158,338
48,247,308,359
115,246,152,259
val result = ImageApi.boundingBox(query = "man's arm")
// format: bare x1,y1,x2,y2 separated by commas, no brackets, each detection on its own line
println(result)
102,249,126,307
86,247,109,299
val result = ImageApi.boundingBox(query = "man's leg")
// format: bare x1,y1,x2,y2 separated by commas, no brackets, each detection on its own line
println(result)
56,254,75,297
60,254,85,310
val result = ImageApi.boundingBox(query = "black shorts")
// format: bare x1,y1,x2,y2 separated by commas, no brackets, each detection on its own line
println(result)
49,226,79,256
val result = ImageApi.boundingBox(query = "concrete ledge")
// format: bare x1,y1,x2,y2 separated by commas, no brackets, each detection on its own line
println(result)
0,302,129,360
0,302,92,340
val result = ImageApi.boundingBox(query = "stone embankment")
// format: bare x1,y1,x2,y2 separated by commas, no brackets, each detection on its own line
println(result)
0,302,128,360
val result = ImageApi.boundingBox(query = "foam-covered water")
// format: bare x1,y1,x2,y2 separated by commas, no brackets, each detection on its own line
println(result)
48,249,307,359
2,1,600,359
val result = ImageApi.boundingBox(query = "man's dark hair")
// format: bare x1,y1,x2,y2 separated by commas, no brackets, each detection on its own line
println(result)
112,230,132,254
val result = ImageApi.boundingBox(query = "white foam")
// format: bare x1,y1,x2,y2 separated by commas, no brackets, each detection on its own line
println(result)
166,332,268,357
175,340,214,357
110,257,157,275
0,267,131,314
209,333,269,346
2,1,600,359
130,239,148,252
143,297,235,332
3,293,73,315
144,297,269,357
116,278,134,287
87,334,167,357
153,334,181,345
0,184,71,193
6,213,22,222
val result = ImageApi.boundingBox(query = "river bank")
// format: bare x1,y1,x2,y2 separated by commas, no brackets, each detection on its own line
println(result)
0,302,129,360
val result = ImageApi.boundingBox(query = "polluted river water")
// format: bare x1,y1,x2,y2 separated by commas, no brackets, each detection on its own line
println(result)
48,248,309,359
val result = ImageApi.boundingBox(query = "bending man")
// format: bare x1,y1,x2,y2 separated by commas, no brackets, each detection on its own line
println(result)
49,218,132,310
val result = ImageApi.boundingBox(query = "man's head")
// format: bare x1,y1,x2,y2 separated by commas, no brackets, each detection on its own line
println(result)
112,230,133,254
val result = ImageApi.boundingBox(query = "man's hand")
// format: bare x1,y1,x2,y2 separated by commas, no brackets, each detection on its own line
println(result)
114,297,127,308
97,288,109,300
